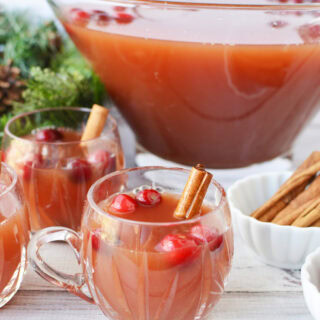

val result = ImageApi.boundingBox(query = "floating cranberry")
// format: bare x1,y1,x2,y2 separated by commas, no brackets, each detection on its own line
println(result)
114,6,126,12
23,161,33,180
70,8,91,26
190,225,223,251
22,154,43,181
88,150,110,166
110,194,137,214
299,23,320,43
92,9,105,14
159,234,200,266
35,128,63,143
70,7,81,13
91,230,100,250
136,189,161,207
115,12,134,24
92,11,110,26
68,159,91,182
105,155,116,174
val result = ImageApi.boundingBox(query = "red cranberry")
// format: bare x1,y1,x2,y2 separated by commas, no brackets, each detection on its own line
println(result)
308,25,320,38
299,23,320,43
92,11,110,26
158,234,200,266
68,159,91,182
114,6,126,12
190,225,223,251
70,9,91,26
110,194,137,214
136,189,161,207
23,161,33,180
294,10,303,16
22,154,43,181
105,155,116,174
70,7,81,13
115,12,134,24
35,128,63,143
92,9,105,14
88,150,110,166
91,230,100,250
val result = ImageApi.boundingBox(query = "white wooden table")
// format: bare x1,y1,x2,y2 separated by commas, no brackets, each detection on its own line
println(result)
2,112,320,320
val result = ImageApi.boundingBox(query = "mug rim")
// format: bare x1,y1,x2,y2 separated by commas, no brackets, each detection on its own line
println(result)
87,166,228,227
49,0,320,10
4,106,118,147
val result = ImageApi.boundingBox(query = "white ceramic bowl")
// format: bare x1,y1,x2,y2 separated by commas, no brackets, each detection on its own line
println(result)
228,172,320,269
301,247,320,320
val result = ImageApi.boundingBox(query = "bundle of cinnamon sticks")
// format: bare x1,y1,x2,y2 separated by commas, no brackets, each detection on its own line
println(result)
251,151,320,227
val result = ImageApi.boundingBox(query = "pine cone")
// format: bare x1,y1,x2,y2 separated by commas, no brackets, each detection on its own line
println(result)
0,59,25,114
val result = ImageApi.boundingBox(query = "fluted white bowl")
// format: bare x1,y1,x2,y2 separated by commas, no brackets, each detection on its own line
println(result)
301,247,320,320
228,172,320,269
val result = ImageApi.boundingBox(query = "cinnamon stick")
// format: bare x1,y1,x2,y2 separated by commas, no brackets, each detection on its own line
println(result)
272,175,320,225
174,164,212,220
251,152,320,222
291,199,320,227
311,219,320,227
81,104,109,141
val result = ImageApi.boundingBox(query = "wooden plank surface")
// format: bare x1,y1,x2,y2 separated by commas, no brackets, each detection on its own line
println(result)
0,229,312,319
2,291,312,320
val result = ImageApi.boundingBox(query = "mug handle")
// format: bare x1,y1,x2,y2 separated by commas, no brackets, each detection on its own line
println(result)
28,227,94,303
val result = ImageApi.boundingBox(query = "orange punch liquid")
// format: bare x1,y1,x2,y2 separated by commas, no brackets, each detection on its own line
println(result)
6,127,123,231
82,189,233,320
61,3,320,168
0,210,29,294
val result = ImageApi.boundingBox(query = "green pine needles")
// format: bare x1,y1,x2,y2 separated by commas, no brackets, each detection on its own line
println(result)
0,10,106,144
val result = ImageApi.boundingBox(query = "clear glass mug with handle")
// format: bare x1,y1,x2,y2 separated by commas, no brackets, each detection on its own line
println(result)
0,162,29,308
28,166,234,320
3,107,124,232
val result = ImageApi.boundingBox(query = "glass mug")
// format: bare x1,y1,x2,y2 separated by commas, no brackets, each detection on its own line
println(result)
3,107,124,232
0,162,29,308
28,167,234,320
